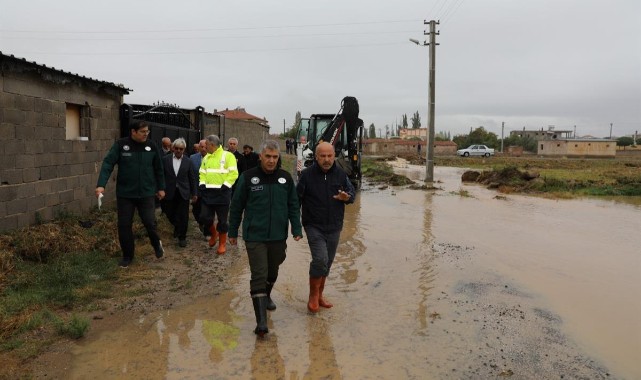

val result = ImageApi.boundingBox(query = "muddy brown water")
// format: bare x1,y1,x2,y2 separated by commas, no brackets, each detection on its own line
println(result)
65,165,639,379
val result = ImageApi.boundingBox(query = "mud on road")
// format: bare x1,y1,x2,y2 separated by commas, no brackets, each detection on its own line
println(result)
10,165,639,379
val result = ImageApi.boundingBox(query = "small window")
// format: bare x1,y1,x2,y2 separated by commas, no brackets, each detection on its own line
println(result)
66,103,90,141
557,144,560,147
540,144,543,150
575,144,578,147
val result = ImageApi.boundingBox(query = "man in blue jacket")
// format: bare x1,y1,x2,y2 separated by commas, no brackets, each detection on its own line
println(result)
296,142,356,313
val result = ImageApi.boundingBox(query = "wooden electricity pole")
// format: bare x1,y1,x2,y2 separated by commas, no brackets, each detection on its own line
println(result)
424,19,439,183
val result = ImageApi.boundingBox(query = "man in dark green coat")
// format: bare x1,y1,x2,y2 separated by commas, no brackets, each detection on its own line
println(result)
229,140,302,337
96,121,166,268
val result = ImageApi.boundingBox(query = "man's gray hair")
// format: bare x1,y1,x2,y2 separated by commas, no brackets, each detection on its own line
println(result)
228,137,239,144
206,135,221,147
260,140,280,153
172,137,186,149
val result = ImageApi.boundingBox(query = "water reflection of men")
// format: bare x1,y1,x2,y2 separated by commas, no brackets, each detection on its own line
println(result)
304,317,341,378
297,142,356,313
250,335,286,378
229,140,303,336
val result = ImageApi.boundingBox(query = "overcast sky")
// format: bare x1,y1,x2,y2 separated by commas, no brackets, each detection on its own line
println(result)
1,0,639,138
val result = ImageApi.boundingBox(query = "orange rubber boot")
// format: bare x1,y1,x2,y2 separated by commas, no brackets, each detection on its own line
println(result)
318,276,333,308
307,277,321,313
216,233,227,255
208,224,218,247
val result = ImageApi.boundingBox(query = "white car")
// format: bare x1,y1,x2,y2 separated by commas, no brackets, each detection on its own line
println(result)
457,145,495,157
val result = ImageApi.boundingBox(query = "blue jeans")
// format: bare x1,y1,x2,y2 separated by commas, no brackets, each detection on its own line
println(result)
304,226,341,278
117,196,161,261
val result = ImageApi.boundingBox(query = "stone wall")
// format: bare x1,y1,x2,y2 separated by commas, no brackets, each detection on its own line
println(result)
201,115,270,152
0,65,125,232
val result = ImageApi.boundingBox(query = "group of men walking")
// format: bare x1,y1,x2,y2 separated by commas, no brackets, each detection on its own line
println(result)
96,120,355,337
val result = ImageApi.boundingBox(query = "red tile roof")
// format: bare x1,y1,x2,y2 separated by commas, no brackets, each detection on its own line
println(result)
216,107,268,125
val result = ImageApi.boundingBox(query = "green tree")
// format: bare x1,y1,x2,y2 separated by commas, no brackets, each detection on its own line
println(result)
402,114,408,128
452,126,500,149
282,111,302,138
368,123,377,138
501,134,537,152
435,131,450,141
617,136,635,146
411,111,421,129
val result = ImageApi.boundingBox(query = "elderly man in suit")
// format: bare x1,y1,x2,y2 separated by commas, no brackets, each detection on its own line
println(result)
161,138,198,247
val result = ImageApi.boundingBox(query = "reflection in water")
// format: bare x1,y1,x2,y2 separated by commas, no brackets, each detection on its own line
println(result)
304,316,341,379
333,195,365,289
251,335,286,379
416,192,435,332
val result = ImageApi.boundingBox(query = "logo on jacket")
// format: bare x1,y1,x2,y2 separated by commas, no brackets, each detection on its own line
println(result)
251,177,260,184
123,145,130,151
278,177,286,184
145,146,151,151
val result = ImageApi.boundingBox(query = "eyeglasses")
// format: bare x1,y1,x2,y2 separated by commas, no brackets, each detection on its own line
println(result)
137,130,150,135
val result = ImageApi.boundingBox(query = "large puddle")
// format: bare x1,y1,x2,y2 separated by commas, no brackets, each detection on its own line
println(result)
67,165,640,379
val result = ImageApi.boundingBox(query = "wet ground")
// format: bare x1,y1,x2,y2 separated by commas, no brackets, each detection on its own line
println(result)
39,164,641,379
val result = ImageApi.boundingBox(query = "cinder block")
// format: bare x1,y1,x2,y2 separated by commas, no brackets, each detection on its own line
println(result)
16,95,35,111
40,167,58,180
34,152,53,167
0,202,6,218
57,165,71,177
15,154,35,169
70,164,83,176
25,140,44,155
43,113,59,128
22,168,40,183
1,169,22,185
35,207,54,223
25,111,44,127
4,109,25,124
6,198,27,215
0,155,17,170
0,123,16,140
0,91,16,109
35,180,52,195
0,185,18,202
59,189,74,203
0,215,18,232
27,195,45,212
34,98,53,113
45,193,60,206
16,213,33,229
15,126,37,139
16,183,35,199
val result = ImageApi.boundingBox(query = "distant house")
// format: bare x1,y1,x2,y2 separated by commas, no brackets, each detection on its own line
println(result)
364,139,457,155
215,107,269,127
399,127,427,140
538,139,616,157
0,52,129,232
511,127,573,140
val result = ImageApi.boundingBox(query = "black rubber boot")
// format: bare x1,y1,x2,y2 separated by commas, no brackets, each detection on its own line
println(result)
252,296,269,337
265,281,277,311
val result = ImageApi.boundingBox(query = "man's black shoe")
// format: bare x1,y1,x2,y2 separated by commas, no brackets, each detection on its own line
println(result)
178,239,187,248
118,259,131,268
155,241,164,258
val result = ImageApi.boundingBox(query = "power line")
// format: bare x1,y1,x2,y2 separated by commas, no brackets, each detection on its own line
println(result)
0,29,419,42
441,0,466,24
11,41,406,56
0,19,422,35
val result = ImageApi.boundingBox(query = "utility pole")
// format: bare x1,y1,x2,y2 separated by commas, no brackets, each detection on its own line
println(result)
501,121,504,153
283,119,286,135
609,123,613,139
425,19,439,184
574,125,576,138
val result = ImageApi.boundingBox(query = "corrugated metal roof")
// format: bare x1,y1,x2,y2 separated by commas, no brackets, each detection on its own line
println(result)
0,51,131,93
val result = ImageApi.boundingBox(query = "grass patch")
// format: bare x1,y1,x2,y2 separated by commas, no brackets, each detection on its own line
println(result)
361,158,415,186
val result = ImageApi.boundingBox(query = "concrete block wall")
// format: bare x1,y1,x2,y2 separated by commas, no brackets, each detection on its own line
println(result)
202,116,270,153
0,69,123,232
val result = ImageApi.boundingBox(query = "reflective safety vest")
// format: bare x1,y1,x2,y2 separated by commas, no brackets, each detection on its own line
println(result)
199,146,238,188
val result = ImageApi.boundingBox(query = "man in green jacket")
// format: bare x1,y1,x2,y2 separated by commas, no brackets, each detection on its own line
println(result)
95,120,166,268
229,140,302,337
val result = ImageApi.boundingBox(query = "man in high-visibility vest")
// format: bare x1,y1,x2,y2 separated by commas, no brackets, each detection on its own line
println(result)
199,134,238,254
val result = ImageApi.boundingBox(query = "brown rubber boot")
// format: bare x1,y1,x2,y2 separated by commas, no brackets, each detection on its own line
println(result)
307,277,322,313
216,233,227,255
318,276,333,308
208,224,218,247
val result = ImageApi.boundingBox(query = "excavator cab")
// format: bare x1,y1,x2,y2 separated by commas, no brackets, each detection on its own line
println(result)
296,97,363,189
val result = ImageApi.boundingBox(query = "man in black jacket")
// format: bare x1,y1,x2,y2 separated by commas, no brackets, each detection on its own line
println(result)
161,138,198,247
296,142,356,313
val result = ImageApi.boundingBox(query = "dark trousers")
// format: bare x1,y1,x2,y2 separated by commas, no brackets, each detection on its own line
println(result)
245,240,287,295
161,194,190,239
117,196,161,261
199,202,230,233
304,226,341,278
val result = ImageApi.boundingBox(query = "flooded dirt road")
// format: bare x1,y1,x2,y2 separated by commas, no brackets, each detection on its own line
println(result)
61,165,639,379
